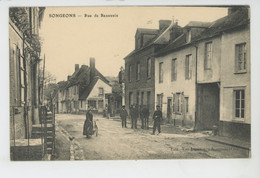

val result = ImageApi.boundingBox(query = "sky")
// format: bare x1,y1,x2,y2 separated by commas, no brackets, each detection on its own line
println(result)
39,6,228,82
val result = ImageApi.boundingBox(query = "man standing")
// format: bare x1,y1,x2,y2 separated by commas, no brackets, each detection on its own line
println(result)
120,105,128,128
152,105,162,135
130,105,138,129
142,106,150,130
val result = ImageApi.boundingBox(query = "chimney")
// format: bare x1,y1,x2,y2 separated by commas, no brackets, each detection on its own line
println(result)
90,57,95,69
75,64,79,72
159,20,171,30
67,75,71,81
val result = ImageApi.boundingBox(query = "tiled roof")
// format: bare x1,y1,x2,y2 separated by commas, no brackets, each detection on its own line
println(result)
184,21,213,28
156,8,249,57
124,24,173,59
136,28,159,35
79,76,111,100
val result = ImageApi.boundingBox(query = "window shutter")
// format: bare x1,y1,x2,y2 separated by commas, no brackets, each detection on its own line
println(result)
172,93,175,112
181,93,184,114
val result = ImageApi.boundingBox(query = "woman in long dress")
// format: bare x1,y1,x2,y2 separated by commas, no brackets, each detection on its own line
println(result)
83,108,93,138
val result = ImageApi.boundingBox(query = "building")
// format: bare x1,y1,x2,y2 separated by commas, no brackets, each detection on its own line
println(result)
154,7,250,139
56,58,112,114
124,20,179,113
9,7,47,160
219,7,250,139
9,7,45,139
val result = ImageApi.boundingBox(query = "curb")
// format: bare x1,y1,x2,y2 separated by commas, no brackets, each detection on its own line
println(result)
56,124,85,160
205,137,251,151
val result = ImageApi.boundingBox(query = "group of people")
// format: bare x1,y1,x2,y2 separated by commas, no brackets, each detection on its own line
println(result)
120,104,162,135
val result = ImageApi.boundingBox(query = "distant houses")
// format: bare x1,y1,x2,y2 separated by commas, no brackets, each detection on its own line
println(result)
56,58,112,114
124,7,250,139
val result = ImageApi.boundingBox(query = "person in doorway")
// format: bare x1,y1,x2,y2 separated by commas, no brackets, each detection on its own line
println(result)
120,105,128,128
152,105,162,135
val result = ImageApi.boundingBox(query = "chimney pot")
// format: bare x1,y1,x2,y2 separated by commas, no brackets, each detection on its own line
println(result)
75,64,79,72
90,57,95,69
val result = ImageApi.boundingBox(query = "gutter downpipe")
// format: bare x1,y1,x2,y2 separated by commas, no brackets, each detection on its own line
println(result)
194,43,198,131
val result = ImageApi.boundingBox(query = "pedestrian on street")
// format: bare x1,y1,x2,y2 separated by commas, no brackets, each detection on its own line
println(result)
152,105,162,135
120,105,128,128
130,105,138,129
83,107,94,138
139,105,144,129
142,105,150,130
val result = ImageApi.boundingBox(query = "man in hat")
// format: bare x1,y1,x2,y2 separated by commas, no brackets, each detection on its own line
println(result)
152,105,162,135
120,105,128,128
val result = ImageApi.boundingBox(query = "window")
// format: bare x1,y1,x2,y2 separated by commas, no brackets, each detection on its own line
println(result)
185,97,189,113
157,94,163,109
136,62,140,80
159,62,163,83
172,94,175,113
98,87,104,97
17,46,26,105
174,93,183,114
136,91,139,106
128,65,132,82
186,30,191,43
88,100,97,109
141,92,144,106
129,92,133,106
234,89,245,119
171,58,177,81
235,43,246,73
80,100,83,108
147,91,151,109
185,54,192,80
147,58,151,78
205,42,212,69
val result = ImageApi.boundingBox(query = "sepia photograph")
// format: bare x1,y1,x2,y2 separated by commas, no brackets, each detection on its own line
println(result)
8,6,252,161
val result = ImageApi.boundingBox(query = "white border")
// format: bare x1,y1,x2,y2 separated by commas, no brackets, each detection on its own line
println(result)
1,1,260,178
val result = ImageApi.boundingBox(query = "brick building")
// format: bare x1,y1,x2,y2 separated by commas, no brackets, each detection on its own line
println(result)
124,20,180,114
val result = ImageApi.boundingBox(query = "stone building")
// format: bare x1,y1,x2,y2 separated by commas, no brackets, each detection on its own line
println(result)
154,7,250,139
9,7,45,140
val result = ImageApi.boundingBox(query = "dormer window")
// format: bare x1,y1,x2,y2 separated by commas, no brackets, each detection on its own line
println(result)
186,30,191,43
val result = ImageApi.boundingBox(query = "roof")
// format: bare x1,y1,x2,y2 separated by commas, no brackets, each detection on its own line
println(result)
66,65,90,88
156,8,249,57
184,21,213,28
79,76,111,100
124,23,173,59
193,7,249,41
136,28,159,35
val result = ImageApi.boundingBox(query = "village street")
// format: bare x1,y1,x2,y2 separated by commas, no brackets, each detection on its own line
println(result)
54,114,249,160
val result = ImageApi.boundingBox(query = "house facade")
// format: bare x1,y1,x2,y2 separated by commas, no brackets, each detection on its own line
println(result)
124,20,175,114
219,8,250,139
9,7,45,140
56,58,112,114
154,7,250,139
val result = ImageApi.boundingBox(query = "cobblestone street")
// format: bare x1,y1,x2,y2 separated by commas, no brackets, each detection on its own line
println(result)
55,114,249,160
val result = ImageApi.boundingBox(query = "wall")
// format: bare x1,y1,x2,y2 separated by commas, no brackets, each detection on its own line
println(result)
197,36,221,83
84,79,112,111
220,26,250,125
155,46,196,127
125,47,156,113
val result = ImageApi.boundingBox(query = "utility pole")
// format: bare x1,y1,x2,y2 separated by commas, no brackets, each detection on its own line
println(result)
42,54,45,105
